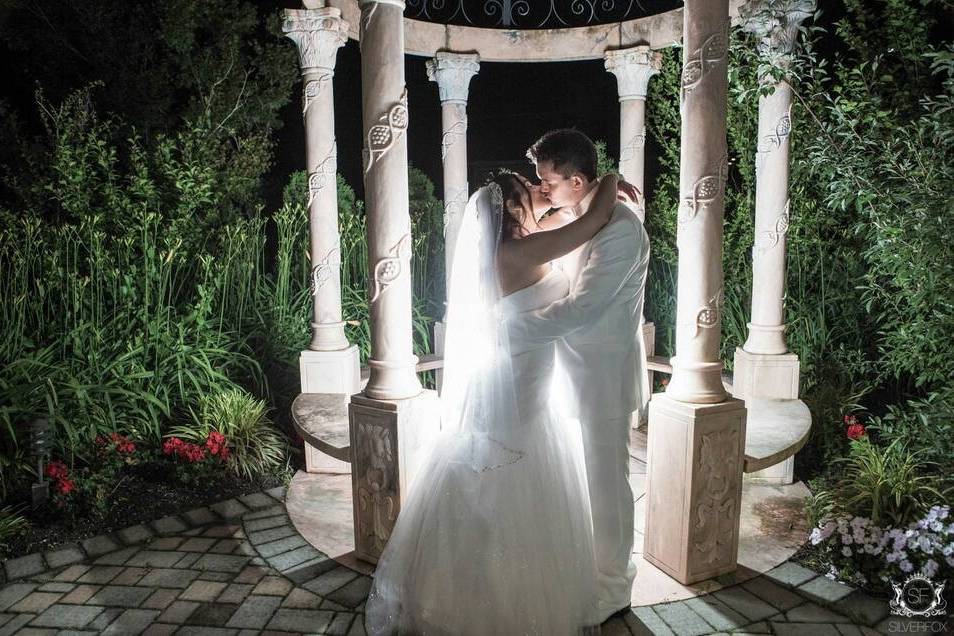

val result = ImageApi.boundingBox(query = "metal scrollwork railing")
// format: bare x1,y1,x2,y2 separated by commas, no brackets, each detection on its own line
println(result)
404,0,682,29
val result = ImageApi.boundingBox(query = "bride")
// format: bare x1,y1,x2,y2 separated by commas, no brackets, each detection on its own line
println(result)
365,170,625,635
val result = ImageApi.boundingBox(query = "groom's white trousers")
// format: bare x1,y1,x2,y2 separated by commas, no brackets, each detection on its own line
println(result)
582,414,637,618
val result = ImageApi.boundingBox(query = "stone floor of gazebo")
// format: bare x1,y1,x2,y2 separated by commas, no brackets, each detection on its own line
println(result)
285,426,813,606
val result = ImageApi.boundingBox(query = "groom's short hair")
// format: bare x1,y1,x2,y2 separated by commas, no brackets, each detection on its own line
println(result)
526,129,598,182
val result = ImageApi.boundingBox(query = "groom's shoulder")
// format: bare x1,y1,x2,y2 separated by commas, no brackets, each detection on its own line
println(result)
607,202,643,234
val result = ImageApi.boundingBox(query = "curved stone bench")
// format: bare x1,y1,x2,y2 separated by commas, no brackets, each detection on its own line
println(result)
742,397,812,474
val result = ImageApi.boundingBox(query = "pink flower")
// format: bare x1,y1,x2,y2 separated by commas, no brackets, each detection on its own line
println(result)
45,460,68,480
847,423,866,440
57,478,76,495
162,437,184,455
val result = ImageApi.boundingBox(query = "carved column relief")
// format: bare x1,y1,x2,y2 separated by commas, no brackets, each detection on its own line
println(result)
740,0,816,356
283,8,350,352
426,51,479,321
360,0,421,400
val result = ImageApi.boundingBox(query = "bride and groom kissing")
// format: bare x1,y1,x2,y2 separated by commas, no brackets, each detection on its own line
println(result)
366,129,651,634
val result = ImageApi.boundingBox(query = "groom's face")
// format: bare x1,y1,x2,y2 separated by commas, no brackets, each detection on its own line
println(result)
535,160,586,210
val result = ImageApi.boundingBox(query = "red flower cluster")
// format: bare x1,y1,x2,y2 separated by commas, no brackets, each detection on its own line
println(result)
44,460,76,495
96,432,136,454
205,431,230,460
162,437,207,463
844,414,866,440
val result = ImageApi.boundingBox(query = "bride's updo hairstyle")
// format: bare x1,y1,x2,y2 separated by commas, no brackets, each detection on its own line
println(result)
490,171,534,241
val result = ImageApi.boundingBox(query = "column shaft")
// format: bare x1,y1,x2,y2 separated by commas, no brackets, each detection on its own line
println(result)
618,99,648,222
665,0,731,404
360,0,421,400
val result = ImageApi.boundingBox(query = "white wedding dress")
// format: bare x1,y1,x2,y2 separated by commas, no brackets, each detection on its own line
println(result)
365,185,599,635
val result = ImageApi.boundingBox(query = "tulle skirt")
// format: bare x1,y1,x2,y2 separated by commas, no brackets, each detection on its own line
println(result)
364,410,599,635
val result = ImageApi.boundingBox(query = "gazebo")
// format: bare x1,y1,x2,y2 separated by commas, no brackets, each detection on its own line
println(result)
283,0,814,592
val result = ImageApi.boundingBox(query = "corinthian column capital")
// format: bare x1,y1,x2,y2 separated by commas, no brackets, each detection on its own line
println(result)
282,7,349,73
426,51,480,104
739,0,815,63
604,45,662,101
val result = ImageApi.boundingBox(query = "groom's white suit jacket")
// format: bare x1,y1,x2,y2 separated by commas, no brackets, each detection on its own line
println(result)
508,199,651,424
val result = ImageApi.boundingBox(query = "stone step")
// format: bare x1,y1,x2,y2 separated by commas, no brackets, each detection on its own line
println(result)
742,397,812,473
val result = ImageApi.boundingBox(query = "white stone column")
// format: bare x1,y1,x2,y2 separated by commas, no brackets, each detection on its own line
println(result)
605,45,661,411
734,0,815,483
349,0,439,564
644,0,748,585
283,5,361,399
426,51,479,392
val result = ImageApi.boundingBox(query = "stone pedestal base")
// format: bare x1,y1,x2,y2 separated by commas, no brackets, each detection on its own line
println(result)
745,455,793,485
637,321,656,426
305,443,350,474
644,394,747,584
348,390,441,564
433,320,446,393
732,348,799,401
299,346,361,395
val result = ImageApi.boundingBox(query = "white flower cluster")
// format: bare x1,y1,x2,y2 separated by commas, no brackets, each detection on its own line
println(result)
809,506,954,583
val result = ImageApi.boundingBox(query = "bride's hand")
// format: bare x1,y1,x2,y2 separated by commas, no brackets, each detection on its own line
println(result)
616,178,641,206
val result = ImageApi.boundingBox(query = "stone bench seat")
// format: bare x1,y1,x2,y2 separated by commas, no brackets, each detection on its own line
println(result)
742,397,812,473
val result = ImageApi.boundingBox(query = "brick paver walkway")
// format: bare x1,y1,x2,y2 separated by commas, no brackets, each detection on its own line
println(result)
0,488,944,635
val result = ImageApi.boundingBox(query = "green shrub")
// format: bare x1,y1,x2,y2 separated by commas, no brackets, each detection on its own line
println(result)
0,507,28,551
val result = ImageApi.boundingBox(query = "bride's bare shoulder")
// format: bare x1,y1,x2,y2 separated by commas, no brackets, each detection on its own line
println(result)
536,209,575,231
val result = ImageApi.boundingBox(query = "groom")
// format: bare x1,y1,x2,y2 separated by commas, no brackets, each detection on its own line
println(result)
509,129,650,621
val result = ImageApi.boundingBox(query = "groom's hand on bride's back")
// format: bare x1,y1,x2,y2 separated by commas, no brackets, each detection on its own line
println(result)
615,178,640,207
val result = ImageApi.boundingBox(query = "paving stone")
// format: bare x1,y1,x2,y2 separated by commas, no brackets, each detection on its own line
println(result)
37,582,74,593
252,576,293,597
258,535,308,559
836,624,865,635
80,535,121,558
233,566,269,585
203,524,243,538
225,595,283,629
93,546,139,566
834,589,890,627
158,600,199,624
246,525,297,546
319,599,349,611
601,616,631,636
326,576,372,609
0,583,37,611
244,506,286,522
126,550,186,569
17,628,59,636
799,576,855,604
303,567,359,597
188,602,239,626
327,612,357,636
772,621,841,636
198,571,234,582
86,608,123,632
5,553,45,580
44,545,85,570
285,556,335,584
87,584,153,607
268,545,323,572
244,515,289,533
180,580,229,602
60,585,101,605
714,586,779,623
152,515,188,535
278,588,320,610
764,563,818,588
109,566,148,586
9,591,62,614
653,601,715,636
29,604,104,629
211,499,250,520
239,492,276,510
0,615,10,628
53,565,90,582
142,588,181,610
736,621,772,634
193,554,251,573
142,624,178,636
77,566,123,585
249,557,267,567
629,607,674,636
177,626,238,635
178,537,217,552
174,553,203,569
264,487,285,501
136,567,200,589
348,616,367,636
148,537,186,551
116,524,154,545
685,595,749,631
210,539,242,554
183,507,218,527
0,614,32,636
265,608,334,633
217,584,254,605
743,577,806,611
231,542,258,557
101,608,160,634
786,602,853,623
